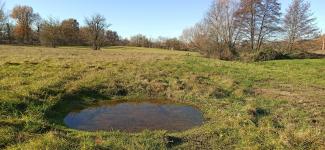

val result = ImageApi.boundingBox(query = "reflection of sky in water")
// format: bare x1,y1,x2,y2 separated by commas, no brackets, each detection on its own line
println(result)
64,101,204,132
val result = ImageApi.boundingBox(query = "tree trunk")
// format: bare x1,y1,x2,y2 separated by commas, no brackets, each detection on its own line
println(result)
93,43,97,50
288,42,293,51
322,36,325,50
250,3,255,51
288,36,295,51
6,23,12,44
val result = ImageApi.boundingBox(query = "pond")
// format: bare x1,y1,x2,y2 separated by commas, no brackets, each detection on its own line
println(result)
64,100,204,132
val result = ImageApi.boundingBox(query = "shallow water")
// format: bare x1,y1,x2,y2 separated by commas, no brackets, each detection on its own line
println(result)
64,100,204,132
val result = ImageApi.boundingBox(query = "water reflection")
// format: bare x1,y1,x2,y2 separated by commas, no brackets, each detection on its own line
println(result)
64,100,204,132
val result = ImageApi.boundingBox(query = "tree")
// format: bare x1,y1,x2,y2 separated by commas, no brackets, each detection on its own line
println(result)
105,30,119,46
34,14,42,34
180,22,210,52
283,0,319,51
204,0,242,58
181,0,243,59
0,1,14,44
78,27,89,46
32,13,41,43
118,38,129,46
85,14,109,50
236,0,282,51
322,35,325,50
4,22,14,44
148,37,187,51
39,18,61,48
10,5,38,43
129,34,151,47
61,18,80,45
0,0,7,42
164,38,182,50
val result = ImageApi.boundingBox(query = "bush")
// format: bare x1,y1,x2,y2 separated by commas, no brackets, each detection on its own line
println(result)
253,49,325,62
253,49,289,61
287,52,325,59
202,46,239,61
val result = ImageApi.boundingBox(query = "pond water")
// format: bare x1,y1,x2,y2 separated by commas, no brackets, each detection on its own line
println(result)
64,100,204,132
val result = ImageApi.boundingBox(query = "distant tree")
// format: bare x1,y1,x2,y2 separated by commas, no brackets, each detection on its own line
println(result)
322,35,325,50
235,0,282,51
153,36,167,49
129,34,151,47
4,22,14,44
105,30,119,46
165,38,182,50
283,0,319,51
118,38,130,46
76,27,85,45
180,22,210,52
34,14,42,34
85,14,109,50
10,5,38,43
32,13,41,43
61,18,80,45
148,37,187,51
39,18,61,48
0,1,7,42
0,1,14,44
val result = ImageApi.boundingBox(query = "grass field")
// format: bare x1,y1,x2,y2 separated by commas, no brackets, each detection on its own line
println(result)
0,45,324,149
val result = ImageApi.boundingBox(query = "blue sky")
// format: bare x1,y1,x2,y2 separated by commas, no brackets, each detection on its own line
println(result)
4,0,325,38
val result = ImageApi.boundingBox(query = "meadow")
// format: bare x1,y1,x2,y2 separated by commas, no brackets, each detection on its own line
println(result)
0,45,324,149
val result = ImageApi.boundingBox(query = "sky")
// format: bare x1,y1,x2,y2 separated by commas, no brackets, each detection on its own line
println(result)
3,0,325,39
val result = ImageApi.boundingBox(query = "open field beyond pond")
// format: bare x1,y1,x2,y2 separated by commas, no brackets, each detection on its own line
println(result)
0,46,324,149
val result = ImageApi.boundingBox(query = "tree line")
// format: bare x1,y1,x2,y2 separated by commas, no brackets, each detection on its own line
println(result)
0,2,190,51
0,0,322,55
0,3,126,50
180,0,320,60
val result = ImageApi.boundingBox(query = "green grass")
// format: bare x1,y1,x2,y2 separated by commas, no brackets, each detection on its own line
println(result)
0,45,324,149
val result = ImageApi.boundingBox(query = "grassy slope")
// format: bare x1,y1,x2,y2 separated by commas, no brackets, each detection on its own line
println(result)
0,45,324,149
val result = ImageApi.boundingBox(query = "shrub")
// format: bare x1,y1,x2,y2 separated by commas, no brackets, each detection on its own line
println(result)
253,49,289,61
287,52,325,59
252,49,325,62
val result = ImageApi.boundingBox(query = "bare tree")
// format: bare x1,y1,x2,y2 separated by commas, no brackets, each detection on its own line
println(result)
32,13,41,43
129,34,151,47
180,22,210,52
256,0,282,50
236,0,282,51
181,0,242,59
205,0,242,58
5,23,11,43
164,38,182,50
322,35,325,50
0,1,7,42
39,17,62,48
85,14,109,50
0,1,14,44
283,0,319,51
